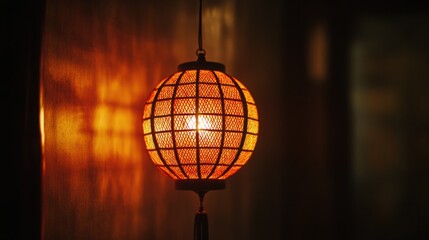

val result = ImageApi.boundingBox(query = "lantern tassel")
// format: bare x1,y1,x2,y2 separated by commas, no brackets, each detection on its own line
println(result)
194,192,209,240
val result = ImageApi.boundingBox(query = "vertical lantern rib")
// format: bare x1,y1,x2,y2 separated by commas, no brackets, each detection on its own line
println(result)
218,75,249,178
150,75,180,179
170,71,189,179
206,70,226,179
195,69,201,179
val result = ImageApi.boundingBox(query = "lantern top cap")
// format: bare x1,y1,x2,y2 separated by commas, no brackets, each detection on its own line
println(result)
177,53,225,72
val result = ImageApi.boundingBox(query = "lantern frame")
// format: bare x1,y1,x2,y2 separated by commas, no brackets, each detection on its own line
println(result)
143,54,258,193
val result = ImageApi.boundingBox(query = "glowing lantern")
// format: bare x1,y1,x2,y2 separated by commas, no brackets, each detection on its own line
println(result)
142,55,258,189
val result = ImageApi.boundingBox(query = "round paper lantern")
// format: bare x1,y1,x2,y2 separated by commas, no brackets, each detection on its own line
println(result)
142,56,258,190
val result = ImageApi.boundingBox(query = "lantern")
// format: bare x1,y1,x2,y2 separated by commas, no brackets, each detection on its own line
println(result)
141,0,258,239
142,55,258,186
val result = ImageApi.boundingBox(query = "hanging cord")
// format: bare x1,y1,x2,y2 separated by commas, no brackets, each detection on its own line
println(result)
196,0,206,57
194,192,209,240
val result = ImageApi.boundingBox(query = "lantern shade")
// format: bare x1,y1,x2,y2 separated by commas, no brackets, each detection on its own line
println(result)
142,61,258,183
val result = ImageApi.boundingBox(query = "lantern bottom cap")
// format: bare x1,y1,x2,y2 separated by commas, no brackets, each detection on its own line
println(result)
175,179,226,192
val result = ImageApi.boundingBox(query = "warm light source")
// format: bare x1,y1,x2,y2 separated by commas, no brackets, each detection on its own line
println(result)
141,0,258,239
142,58,259,183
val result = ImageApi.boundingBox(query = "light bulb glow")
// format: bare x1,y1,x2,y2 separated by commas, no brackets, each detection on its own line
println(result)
186,115,212,130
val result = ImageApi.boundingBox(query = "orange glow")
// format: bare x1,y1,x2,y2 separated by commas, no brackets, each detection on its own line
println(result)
41,1,163,238
143,70,258,180
308,23,328,83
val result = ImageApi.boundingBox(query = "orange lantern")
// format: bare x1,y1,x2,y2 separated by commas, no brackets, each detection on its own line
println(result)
142,55,259,190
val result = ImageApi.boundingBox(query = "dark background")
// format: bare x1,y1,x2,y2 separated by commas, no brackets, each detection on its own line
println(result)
4,0,429,239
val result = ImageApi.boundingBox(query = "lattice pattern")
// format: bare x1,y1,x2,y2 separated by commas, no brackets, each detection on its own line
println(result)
143,69,259,180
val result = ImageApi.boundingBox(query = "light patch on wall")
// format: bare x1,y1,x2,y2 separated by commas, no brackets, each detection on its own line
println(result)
40,1,167,239
92,105,138,161
308,23,328,83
